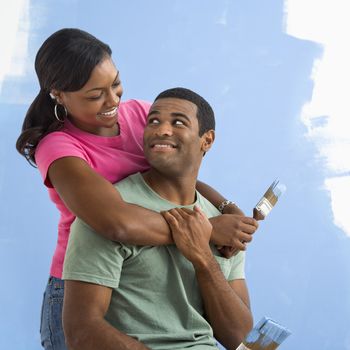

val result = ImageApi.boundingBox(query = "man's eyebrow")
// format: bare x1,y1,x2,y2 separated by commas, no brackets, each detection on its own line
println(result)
147,110,191,121
85,71,120,93
170,112,190,122
148,110,160,117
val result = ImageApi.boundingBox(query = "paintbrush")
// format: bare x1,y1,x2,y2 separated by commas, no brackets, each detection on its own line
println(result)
253,180,286,221
236,317,291,350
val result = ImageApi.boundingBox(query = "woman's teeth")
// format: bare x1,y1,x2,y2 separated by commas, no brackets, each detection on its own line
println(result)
98,107,118,117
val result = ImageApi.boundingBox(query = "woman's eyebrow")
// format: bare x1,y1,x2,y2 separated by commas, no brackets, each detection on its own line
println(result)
85,71,120,93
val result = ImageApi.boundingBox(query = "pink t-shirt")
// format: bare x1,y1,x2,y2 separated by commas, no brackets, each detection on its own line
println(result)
35,99,151,278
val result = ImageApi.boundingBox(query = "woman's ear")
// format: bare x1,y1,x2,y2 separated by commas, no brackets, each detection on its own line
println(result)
201,130,215,153
51,89,64,104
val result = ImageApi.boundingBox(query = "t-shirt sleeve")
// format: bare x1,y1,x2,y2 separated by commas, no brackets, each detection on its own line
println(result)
227,251,245,281
130,99,151,122
116,99,151,157
62,218,131,289
35,132,88,188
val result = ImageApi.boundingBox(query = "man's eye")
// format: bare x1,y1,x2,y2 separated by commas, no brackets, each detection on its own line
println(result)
174,120,184,125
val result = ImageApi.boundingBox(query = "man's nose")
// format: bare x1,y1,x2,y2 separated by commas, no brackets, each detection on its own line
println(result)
155,122,173,136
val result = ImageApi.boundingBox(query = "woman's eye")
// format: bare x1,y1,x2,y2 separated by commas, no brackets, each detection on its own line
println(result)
87,95,102,101
112,81,121,88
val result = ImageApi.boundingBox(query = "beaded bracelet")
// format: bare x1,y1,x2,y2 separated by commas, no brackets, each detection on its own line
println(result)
218,200,236,213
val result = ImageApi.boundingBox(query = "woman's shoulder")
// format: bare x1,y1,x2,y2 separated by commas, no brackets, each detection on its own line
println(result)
120,99,152,109
119,99,151,119
36,128,85,164
37,129,79,150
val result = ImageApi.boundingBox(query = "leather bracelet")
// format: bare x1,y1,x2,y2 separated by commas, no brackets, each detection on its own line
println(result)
218,200,236,213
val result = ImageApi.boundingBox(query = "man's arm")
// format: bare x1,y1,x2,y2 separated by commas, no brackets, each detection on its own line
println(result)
194,260,252,349
63,280,150,350
162,207,253,350
49,157,257,249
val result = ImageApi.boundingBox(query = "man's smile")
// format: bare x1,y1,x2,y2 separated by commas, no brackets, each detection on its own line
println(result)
150,141,178,150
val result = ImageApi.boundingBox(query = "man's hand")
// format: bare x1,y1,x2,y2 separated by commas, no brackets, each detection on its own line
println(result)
161,206,213,265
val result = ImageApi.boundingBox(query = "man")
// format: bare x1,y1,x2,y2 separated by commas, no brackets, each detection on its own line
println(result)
62,87,253,350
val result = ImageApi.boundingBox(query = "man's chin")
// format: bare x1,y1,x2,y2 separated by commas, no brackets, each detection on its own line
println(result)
147,159,178,174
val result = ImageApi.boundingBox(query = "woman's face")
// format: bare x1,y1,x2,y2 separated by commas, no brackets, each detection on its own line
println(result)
53,57,123,136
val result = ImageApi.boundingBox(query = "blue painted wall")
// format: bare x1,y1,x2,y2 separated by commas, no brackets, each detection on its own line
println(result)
1,1,349,349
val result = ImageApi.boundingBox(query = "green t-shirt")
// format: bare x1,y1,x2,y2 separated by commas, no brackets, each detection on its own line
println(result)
63,172,245,350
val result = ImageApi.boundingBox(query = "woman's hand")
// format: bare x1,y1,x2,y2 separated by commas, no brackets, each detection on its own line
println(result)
210,214,258,258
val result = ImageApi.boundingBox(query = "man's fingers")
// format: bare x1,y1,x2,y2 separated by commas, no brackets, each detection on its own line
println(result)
193,205,207,220
161,211,179,228
171,207,204,222
174,207,192,219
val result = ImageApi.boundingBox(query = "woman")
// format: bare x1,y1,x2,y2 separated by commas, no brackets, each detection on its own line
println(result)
16,28,258,350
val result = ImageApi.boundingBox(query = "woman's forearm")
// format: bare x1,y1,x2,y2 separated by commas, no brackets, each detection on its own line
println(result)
49,158,256,248
196,180,226,208
48,157,173,245
196,180,244,215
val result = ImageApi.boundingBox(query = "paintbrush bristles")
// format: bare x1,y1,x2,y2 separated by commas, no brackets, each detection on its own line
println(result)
262,187,278,206
236,317,291,350
254,180,286,219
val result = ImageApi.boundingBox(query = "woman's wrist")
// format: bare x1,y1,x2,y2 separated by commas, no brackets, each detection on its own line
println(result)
218,200,236,213
218,200,244,216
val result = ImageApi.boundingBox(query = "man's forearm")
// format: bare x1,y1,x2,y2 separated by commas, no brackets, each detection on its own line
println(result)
194,255,253,350
65,317,149,350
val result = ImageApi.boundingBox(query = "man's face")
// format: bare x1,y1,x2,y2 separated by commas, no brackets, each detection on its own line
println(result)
143,97,212,176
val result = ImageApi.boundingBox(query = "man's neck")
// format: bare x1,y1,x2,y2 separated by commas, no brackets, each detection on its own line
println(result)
142,169,197,206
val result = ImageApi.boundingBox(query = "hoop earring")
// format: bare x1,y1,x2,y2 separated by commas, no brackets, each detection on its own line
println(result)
54,104,67,123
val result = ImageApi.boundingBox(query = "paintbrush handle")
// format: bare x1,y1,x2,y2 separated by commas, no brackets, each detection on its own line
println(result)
253,207,265,221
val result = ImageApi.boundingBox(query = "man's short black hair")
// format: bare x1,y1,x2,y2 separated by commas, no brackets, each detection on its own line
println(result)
154,87,215,136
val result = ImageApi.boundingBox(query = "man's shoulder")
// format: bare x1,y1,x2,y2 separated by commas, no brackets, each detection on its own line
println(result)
114,173,154,208
115,172,143,194
196,191,221,219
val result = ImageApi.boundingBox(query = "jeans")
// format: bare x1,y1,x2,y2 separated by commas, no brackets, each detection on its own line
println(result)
40,276,67,350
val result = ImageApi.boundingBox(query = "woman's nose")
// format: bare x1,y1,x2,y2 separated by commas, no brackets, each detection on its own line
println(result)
105,89,120,107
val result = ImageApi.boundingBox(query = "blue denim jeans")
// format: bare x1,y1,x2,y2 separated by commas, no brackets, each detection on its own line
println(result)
40,276,67,350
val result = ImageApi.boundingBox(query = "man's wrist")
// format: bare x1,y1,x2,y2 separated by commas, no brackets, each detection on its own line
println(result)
191,249,215,270
193,252,219,274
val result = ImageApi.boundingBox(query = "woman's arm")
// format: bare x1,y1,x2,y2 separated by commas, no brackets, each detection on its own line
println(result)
48,157,257,247
196,180,244,216
48,157,172,245
196,180,258,256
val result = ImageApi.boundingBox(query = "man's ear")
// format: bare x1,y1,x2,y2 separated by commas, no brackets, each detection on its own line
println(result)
201,130,215,153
